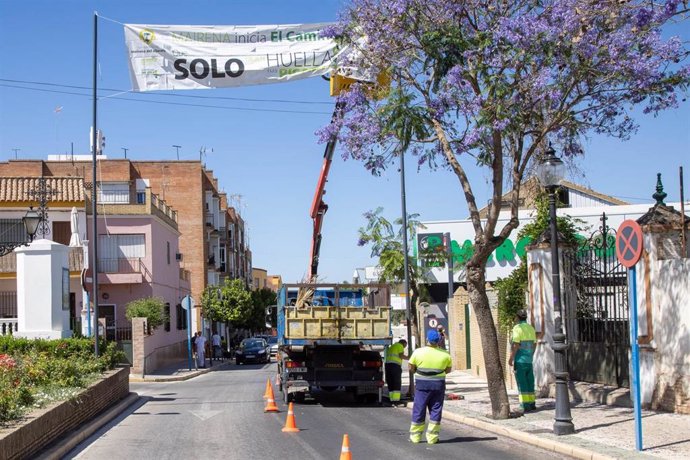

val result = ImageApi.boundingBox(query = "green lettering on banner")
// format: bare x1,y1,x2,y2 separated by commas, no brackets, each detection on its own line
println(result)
451,239,474,265
495,238,516,262
447,236,534,266
515,237,531,258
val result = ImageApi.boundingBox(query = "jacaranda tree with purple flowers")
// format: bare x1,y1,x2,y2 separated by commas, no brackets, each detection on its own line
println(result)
321,0,689,418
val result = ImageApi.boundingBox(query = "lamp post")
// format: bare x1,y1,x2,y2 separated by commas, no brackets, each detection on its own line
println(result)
398,150,415,397
536,144,575,436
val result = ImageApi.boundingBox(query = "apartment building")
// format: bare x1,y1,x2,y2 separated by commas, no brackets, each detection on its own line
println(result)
0,175,190,349
0,157,251,334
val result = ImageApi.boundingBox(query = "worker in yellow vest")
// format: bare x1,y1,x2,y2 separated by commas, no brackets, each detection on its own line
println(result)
408,330,452,444
385,339,407,403
509,309,537,412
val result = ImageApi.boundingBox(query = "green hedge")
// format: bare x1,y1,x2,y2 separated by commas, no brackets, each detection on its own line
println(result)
0,336,124,424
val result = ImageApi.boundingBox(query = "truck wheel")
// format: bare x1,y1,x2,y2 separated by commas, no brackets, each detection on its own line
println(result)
294,392,305,404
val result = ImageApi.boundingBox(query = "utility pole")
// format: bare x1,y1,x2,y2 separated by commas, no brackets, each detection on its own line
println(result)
122,147,128,159
173,145,181,160
11,148,20,159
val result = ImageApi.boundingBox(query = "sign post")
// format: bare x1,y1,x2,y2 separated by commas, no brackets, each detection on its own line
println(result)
615,220,644,452
182,295,193,371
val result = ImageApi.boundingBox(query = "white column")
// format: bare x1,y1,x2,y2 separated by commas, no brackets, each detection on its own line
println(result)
526,245,556,394
15,239,72,339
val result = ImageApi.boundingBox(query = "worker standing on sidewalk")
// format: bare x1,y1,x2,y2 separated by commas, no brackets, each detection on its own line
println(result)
408,330,452,444
509,309,537,412
385,339,407,403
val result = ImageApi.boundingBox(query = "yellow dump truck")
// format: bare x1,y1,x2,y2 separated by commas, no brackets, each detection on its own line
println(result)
276,283,393,404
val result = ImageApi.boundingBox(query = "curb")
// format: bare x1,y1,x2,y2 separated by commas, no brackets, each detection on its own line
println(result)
397,404,615,460
36,392,141,460
129,361,232,383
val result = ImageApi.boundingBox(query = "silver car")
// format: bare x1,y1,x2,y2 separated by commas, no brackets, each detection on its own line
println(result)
267,336,279,357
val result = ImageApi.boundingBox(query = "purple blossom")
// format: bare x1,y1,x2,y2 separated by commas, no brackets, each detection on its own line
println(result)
320,0,689,176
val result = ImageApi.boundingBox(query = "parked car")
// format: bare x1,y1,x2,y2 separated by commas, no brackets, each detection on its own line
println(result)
267,336,279,357
235,338,271,365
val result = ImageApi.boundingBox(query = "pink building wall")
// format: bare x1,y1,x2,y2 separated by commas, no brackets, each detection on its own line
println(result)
87,215,190,352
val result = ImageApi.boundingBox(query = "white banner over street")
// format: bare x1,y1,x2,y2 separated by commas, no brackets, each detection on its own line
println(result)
124,23,346,91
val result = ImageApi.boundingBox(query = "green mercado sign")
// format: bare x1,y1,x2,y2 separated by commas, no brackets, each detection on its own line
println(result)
419,233,614,267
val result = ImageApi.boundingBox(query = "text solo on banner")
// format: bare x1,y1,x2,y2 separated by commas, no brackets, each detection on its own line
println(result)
124,23,358,91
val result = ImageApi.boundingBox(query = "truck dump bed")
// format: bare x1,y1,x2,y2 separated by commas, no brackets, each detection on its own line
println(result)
277,283,393,346
285,305,391,340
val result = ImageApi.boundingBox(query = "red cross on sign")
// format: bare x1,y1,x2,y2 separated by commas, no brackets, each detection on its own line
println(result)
616,220,644,268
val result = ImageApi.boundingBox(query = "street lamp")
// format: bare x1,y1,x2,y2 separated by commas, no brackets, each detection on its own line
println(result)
22,207,41,242
536,144,574,435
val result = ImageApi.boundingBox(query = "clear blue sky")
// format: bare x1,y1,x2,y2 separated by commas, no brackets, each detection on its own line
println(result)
1,1,688,283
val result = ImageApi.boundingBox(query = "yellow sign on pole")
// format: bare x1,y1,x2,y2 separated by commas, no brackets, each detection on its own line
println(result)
330,72,390,99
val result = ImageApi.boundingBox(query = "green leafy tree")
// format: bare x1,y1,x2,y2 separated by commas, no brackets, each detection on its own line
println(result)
358,207,439,346
125,297,167,331
250,288,278,331
201,279,253,328
496,194,582,333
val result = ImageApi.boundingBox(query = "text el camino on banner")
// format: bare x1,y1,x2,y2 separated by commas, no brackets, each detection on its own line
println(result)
124,23,347,91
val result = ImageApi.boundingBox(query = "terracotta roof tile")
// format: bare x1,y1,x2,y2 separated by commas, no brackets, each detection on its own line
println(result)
0,177,85,202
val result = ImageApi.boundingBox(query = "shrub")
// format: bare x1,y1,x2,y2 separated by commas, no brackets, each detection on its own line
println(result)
125,296,167,331
0,336,125,425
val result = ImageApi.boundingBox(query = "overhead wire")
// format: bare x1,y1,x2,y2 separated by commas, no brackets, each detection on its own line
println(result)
0,83,332,115
0,78,333,105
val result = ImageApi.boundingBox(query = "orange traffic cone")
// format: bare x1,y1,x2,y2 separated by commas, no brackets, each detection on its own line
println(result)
339,434,352,460
263,378,272,399
264,383,279,413
281,402,300,432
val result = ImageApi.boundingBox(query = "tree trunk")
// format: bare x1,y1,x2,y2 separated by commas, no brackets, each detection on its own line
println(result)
466,263,511,419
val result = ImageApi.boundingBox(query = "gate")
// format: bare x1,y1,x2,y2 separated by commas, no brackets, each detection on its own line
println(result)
562,213,630,387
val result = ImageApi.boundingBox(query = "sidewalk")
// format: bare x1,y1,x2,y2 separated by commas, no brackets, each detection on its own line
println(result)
393,370,690,459
129,356,231,382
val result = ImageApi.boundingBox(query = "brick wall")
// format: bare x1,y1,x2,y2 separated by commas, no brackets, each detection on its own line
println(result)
131,317,146,375
132,162,208,305
0,367,130,460
448,286,470,369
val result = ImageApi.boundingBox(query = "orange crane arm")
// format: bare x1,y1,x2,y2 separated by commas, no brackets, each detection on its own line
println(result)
308,103,343,281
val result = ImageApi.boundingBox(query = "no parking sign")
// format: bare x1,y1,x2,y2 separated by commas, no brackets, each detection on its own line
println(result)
616,219,644,451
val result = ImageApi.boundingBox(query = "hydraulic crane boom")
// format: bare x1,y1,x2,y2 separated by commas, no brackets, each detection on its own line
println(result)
307,103,343,281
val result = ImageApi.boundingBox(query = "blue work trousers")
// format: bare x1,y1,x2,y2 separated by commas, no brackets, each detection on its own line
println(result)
411,379,445,423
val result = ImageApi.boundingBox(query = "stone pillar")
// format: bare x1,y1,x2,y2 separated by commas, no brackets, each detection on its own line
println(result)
526,242,567,396
15,239,71,339
131,317,147,376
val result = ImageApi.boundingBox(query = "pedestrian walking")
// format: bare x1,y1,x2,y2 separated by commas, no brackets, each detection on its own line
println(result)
409,329,452,444
195,331,207,368
191,332,198,364
509,309,537,412
384,339,407,403
212,330,222,361
436,325,447,350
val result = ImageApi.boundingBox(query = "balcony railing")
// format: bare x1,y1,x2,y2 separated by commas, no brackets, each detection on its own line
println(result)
0,319,17,336
0,247,84,273
98,257,141,274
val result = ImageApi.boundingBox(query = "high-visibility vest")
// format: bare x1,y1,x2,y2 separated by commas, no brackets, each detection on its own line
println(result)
385,342,405,365
409,346,451,381
512,321,536,364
